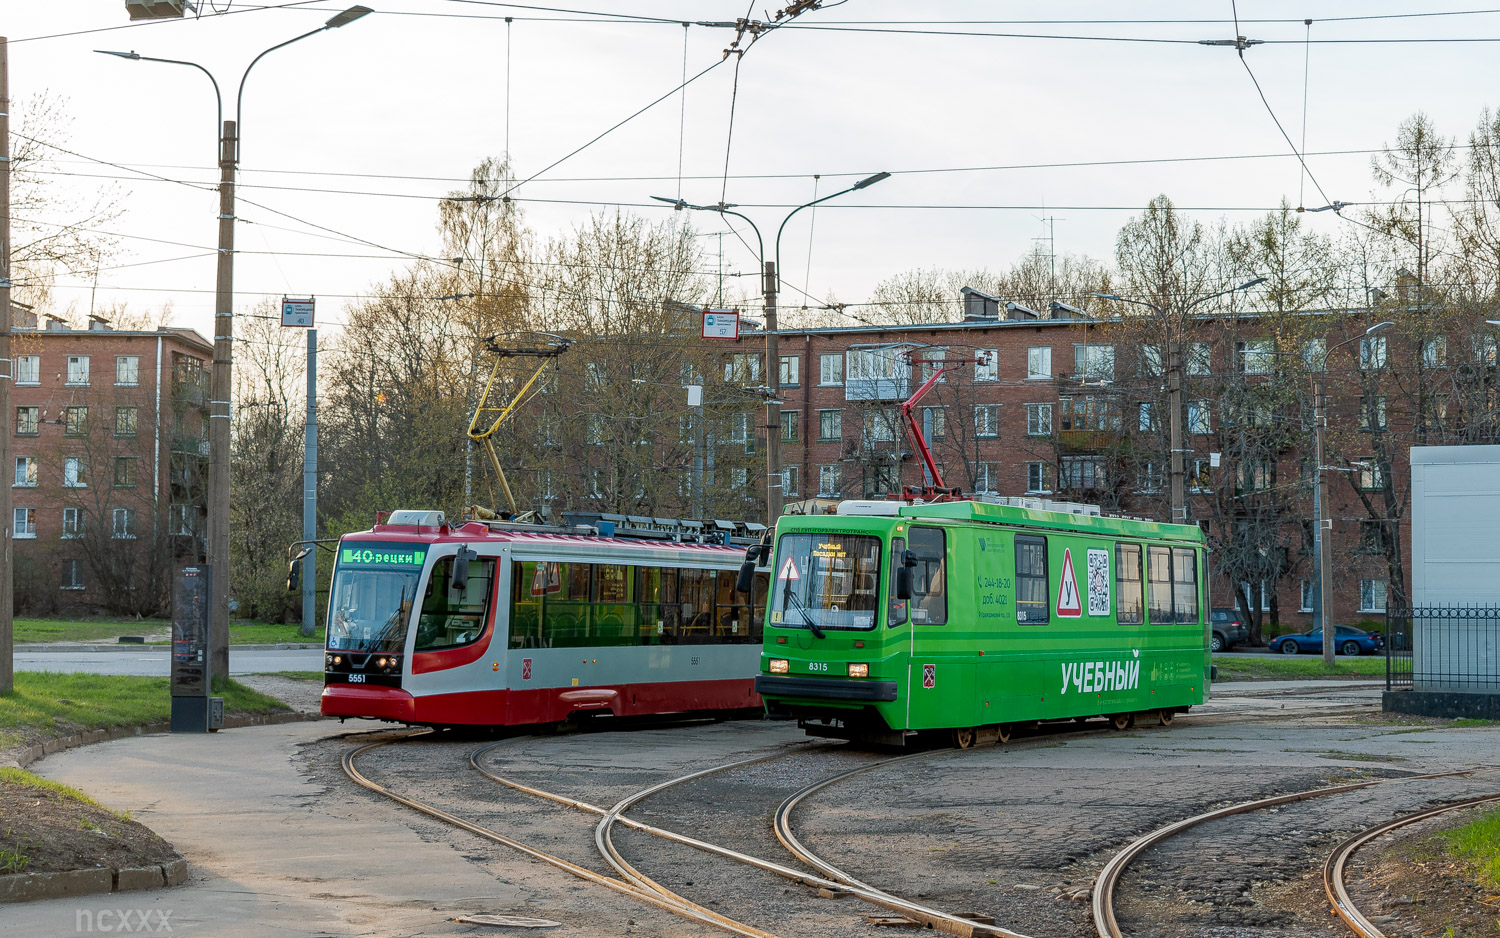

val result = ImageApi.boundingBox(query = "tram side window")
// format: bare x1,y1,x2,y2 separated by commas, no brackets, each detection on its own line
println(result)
749,572,769,641
1172,547,1200,623
887,537,908,626
679,568,715,638
1147,546,1173,625
1116,543,1144,626
907,527,947,624
716,569,755,640
593,563,636,644
1015,535,1049,625
415,556,496,652
637,566,679,642
543,562,593,646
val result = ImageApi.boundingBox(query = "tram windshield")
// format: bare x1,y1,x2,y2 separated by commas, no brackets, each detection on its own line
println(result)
768,533,882,631
327,542,428,654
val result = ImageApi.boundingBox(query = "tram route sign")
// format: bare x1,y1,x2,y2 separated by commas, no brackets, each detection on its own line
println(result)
281,296,315,327
702,310,739,339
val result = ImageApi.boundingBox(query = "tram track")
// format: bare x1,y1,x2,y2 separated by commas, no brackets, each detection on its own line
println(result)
1090,768,1491,938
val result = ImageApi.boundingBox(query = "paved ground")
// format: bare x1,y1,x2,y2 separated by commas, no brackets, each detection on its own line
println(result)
4,680,1490,938
14,647,324,676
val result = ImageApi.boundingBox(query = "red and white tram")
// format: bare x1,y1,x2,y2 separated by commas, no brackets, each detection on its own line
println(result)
320,510,771,727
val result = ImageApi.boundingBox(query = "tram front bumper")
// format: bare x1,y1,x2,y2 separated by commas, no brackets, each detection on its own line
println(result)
754,674,898,702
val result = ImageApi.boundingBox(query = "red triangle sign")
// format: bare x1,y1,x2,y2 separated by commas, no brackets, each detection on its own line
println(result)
1056,548,1082,617
778,557,800,581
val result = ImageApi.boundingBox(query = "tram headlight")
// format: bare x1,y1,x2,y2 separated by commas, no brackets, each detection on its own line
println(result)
769,658,789,674
847,662,869,679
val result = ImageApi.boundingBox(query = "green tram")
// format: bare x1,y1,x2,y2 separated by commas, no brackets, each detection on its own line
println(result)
747,498,1212,746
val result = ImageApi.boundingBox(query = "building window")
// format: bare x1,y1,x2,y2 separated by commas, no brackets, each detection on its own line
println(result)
1027,346,1052,380
64,456,86,488
863,463,900,497
1359,395,1387,431
1237,580,1273,613
1026,461,1051,494
1060,395,1121,432
1237,460,1272,492
780,410,799,443
974,404,999,438
818,464,841,496
1358,460,1386,492
1188,458,1212,492
13,507,36,539
1303,339,1326,372
13,456,37,488
847,347,903,382
1476,334,1499,365
1359,519,1388,554
974,349,998,382
114,457,137,488
729,412,751,445
1237,339,1273,374
1137,401,1156,432
64,406,88,436
818,409,842,441
1360,578,1388,613
781,466,799,498
16,406,39,436
1138,461,1162,492
63,507,85,539
1141,345,1164,377
1422,336,1446,368
819,353,843,385
725,353,761,384
1074,344,1114,381
921,460,948,487
1360,335,1387,371
1300,579,1315,613
16,354,40,385
921,406,946,441
916,348,948,383
730,467,748,490
864,409,898,443
1186,343,1212,376
1025,403,1052,437
779,355,800,387
1059,456,1105,490
1187,400,1212,434
170,503,200,537
66,355,90,386
116,355,140,386
970,461,998,494
61,559,84,590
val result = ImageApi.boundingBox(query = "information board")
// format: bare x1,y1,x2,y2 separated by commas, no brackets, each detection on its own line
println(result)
171,566,212,698
281,297,315,327
702,310,739,339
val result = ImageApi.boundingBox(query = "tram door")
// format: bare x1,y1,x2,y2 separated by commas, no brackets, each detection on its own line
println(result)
902,526,969,728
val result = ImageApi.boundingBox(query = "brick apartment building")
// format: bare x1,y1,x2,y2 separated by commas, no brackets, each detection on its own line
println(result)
719,291,1500,633
9,311,211,613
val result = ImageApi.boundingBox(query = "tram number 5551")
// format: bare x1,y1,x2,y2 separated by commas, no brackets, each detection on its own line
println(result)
808,662,828,672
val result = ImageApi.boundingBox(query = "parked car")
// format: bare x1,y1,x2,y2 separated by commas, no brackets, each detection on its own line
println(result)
1210,607,1249,653
1274,625,1385,657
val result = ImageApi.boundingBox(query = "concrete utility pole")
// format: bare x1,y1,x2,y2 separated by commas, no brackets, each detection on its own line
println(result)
653,170,889,525
302,328,317,638
100,5,371,683
1,36,13,695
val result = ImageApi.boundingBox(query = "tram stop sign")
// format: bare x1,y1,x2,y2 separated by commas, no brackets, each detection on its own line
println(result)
281,297,315,327
170,565,220,733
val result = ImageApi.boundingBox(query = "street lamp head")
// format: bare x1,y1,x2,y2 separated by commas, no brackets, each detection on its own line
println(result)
1238,277,1267,290
1365,321,1395,336
650,195,688,210
1486,320,1500,327
852,171,891,190
324,5,373,29
1090,292,1122,301
94,49,142,60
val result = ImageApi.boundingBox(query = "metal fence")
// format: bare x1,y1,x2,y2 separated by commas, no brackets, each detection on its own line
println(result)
1386,605,1500,692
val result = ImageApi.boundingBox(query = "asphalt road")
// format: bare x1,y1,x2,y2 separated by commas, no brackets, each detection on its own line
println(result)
15,647,324,676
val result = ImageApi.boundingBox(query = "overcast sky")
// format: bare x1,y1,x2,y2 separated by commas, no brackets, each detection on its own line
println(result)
6,1,1500,340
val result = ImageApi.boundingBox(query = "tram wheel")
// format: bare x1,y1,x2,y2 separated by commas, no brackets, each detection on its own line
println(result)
995,724,1012,745
1108,712,1135,731
1157,709,1175,727
953,726,976,749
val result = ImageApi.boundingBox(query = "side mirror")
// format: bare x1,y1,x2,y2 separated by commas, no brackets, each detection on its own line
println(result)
894,549,917,600
735,545,764,594
286,557,302,593
451,546,474,593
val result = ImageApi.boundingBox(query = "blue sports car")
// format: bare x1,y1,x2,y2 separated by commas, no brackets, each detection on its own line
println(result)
1275,625,1385,657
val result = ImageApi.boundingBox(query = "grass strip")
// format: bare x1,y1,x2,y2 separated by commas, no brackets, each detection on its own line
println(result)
0,673,289,751
1443,807,1500,887
1214,655,1384,680
14,617,324,646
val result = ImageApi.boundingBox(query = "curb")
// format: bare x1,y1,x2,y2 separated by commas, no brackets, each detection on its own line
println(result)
0,709,322,771
17,642,323,653
0,861,189,904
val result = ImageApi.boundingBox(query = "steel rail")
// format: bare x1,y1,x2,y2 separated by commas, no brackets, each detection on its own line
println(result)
1323,791,1500,938
1091,769,1481,938
341,734,777,938
473,739,1034,938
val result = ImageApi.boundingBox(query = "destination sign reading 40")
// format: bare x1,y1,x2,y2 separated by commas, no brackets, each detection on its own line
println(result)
340,547,426,567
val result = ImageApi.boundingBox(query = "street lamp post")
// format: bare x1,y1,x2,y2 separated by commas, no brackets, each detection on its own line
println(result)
1091,277,1265,524
652,171,890,524
99,6,372,680
1313,320,1394,666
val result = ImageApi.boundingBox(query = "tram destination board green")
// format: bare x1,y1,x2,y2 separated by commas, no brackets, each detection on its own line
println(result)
338,543,427,568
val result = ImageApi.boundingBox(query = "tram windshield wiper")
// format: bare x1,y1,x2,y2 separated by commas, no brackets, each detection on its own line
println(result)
782,578,824,639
